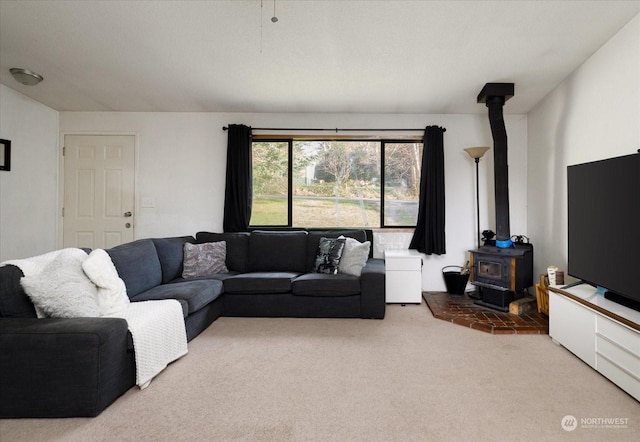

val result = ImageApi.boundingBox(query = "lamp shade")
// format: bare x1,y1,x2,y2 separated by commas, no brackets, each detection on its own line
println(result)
464,146,490,159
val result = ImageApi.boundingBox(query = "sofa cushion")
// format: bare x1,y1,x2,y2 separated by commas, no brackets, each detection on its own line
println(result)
292,273,361,297
182,241,229,278
0,265,37,318
314,237,346,274
223,272,300,294
338,236,371,277
195,232,250,273
170,271,240,283
107,239,162,298
151,236,194,283
306,230,367,272
248,231,308,273
129,279,224,316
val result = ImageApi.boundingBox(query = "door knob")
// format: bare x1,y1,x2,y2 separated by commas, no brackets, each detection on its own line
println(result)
124,211,132,217
125,223,131,228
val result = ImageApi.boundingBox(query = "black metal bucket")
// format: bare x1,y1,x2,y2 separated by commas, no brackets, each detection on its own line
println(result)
442,266,469,295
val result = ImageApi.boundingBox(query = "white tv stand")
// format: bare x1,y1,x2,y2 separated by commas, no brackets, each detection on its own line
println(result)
549,284,640,401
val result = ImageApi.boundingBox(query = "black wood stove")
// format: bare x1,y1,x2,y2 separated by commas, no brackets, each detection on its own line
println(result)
469,83,534,311
470,243,533,311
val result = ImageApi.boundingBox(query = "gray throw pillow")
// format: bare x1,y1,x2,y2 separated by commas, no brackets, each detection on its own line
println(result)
20,249,100,318
182,241,229,278
314,237,346,274
338,236,371,277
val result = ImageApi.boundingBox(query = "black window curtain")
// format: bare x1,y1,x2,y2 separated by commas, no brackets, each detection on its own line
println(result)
409,125,446,255
223,124,253,232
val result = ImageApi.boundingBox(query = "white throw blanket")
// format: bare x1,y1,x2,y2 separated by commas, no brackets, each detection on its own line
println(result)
82,249,130,316
1,248,82,275
106,300,188,389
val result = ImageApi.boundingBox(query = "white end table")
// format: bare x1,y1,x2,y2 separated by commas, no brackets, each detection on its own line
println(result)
385,250,423,304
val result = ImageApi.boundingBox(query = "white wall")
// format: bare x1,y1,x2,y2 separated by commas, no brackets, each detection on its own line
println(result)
0,84,59,261
527,14,640,281
60,111,528,291
7,8,639,291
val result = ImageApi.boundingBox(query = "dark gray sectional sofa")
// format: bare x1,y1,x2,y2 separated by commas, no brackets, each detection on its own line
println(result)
0,229,385,418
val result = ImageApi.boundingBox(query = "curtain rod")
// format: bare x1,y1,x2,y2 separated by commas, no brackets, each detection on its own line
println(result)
222,126,445,132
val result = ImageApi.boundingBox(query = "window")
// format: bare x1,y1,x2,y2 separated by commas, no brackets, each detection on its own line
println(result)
383,142,422,226
250,139,423,228
251,141,289,226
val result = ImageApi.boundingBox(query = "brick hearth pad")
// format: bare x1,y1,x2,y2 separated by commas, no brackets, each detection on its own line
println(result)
423,292,549,335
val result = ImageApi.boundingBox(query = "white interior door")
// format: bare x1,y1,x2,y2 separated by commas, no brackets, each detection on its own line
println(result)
63,135,135,249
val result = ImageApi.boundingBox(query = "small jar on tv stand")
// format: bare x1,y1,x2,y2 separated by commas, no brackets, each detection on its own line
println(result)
547,266,564,286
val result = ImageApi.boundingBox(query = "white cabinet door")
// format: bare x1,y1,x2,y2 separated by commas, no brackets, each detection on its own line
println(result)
595,315,640,401
549,291,596,368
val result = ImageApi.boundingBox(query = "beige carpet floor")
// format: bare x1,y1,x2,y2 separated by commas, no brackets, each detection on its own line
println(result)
1,304,638,442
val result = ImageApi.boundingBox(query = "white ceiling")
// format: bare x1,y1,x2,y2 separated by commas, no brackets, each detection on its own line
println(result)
1,1,639,115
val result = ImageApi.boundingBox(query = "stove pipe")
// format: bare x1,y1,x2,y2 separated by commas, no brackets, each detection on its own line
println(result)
477,83,514,247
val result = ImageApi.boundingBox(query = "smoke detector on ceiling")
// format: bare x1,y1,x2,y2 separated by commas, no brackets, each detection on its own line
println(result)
10,68,44,86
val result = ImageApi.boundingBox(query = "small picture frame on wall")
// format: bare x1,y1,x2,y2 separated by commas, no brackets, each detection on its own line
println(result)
0,139,10,171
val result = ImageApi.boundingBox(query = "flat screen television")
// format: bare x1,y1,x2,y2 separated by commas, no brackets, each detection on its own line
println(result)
567,152,640,311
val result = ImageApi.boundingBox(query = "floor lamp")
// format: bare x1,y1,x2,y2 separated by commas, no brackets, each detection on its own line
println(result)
464,146,490,249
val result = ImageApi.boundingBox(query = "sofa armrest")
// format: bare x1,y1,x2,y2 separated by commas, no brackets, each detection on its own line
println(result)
359,258,386,319
0,317,135,417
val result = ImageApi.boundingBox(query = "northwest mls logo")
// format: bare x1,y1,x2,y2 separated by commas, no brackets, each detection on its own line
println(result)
561,415,578,432
562,414,629,431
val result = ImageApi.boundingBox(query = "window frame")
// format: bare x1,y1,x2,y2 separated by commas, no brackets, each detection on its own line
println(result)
250,136,423,229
